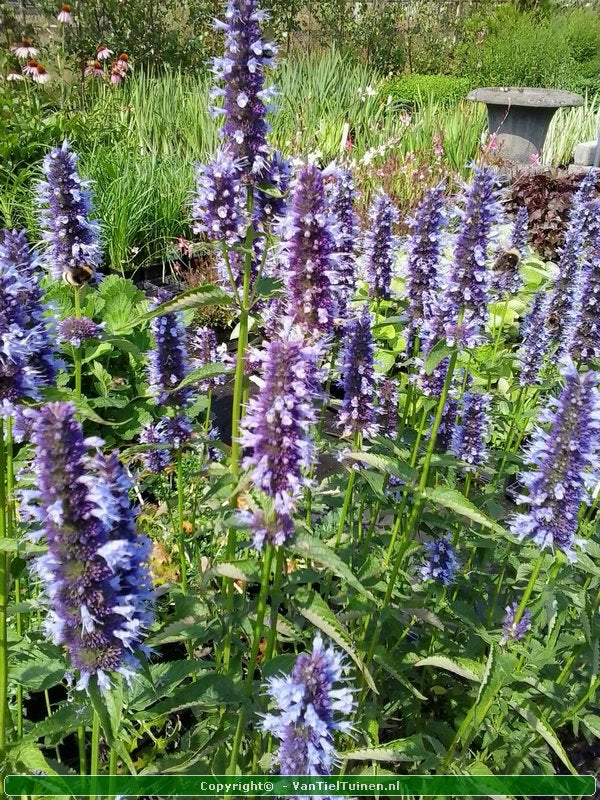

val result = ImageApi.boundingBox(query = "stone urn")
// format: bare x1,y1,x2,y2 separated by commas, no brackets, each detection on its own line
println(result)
467,87,583,163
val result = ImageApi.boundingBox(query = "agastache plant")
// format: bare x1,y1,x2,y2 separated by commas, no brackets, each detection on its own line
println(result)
362,189,399,302
36,141,102,285
210,0,276,177
58,317,102,348
261,634,355,775
510,359,600,562
548,173,598,340
239,320,324,548
501,602,532,643
192,148,248,246
254,151,292,229
452,391,491,473
563,209,600,364
518,291,551,387
405,183,445,348
281,165,338,336
339,305,378,440
324,163,359,319
378,377,398,439
23,402,153,692
147,290,192,408
420,533,460,585
192,326,231,391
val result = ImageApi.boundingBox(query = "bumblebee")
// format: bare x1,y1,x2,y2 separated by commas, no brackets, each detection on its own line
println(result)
492,247,520,275
63,264,95,288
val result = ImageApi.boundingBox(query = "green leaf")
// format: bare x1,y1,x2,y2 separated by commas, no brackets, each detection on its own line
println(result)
169,363,232,393
8,742,59,774
424,339,454,375
75,400,131,428
423,486,509,535
414,655,483,682
206,560,263,584
346,451,417,482
25,702,91,744
510,699,578,774
583,714,600,738
137,284,234,321
88,676,123,745
139,673,243,719
104,337,142,358
11,656,66,691
342,746,416,762
295,589,377,694
374,650,427,701
291,533,376,602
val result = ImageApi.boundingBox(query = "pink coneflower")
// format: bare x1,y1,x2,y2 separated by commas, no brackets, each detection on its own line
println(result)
96,44,112,60
433,133,444,158
84,60,104,78
12,37,38,59
6,71,25,81
110,54,129,84
57,3,73,23
23,59,40,78
33,64,50,84
110,64,122,84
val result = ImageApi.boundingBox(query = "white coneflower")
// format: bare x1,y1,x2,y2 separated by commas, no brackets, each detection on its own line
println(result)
57,3,73,23
32,64,51,84
12,38,38,59
96,45,112,60
6,72,25,81
22,59,40,78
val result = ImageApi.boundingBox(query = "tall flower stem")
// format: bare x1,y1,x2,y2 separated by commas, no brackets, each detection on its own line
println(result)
5,418,21,739
264,546,285,663
90,711,100,800
0,419,7,765
176,451,187,593
491,386,525,490
228,544,274,776
73,286,82,401
223,190,254,672
363,348,459,681
514,553,545,627
334,432,361,550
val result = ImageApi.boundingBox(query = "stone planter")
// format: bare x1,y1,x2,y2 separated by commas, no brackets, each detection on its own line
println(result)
467,87,583,163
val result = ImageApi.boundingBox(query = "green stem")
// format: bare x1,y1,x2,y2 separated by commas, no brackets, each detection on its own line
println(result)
228,544,274,777
78,725,87,774
264,547,285,663
491,386,525,491
5,418,20,741
334,452,358,550
514,553,545,627
90,711,100,800
176,451,187,593
74,287,83,401
0,419,7,764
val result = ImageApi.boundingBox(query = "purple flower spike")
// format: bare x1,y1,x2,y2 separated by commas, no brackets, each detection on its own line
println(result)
211,0,276,177
510,359,600,562
0,229,60,414
281,165,338,336
261,634,355,776
192,148,247,246
378,377,398,439
363,189,399,301
339,305,378,440
548,173,598,339
501,601,531,643
420,533,459,585
518,291,551,387
324,163,359,319
139,418,171,473
36,141,102,285
564,211,600,364
23,402,154,693
452,391,491,472
405,183,445,347
444,166,501,343
165,414,193,451
58,316,101,348
511,206,529,255
192,326,231,391
147,290,192,408
437,396,458,451
239,319,324,542
254,151,292,229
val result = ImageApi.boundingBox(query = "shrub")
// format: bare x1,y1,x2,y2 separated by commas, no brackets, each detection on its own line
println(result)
381,73,473,106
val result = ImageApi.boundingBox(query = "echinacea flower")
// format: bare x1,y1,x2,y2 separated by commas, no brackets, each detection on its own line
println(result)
362,189,399,301
57,3,73,23
57,316,102,348
339,305,378,440
147,290,192,408
36,141,102,285
12,38,38,59
420,533,460,585
510,359,600,562
261,634,355,775
32,64,50,84
239,319,324,547
211,0,276,176
6,72,24,81
281,164,338,336
501,602,531,643
84,60,104,78
23,402,154,693
23,59,39,77
96,45,112,60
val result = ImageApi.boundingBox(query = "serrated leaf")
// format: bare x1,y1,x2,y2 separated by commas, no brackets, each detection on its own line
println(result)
8,742,59,774
88,676,123,745
510,699,578,774
414,655,482,682
138,284,234,321
291,533,376,602
424,339,454,375
343,746,415,762
374,650,427,701
583,714,600,738
25,702,91,744
139,673,243,719
207,560,263,584
169,363,231,393
75,400,131,428
423,486,509,535
346,451,417,482
295,589,377,693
